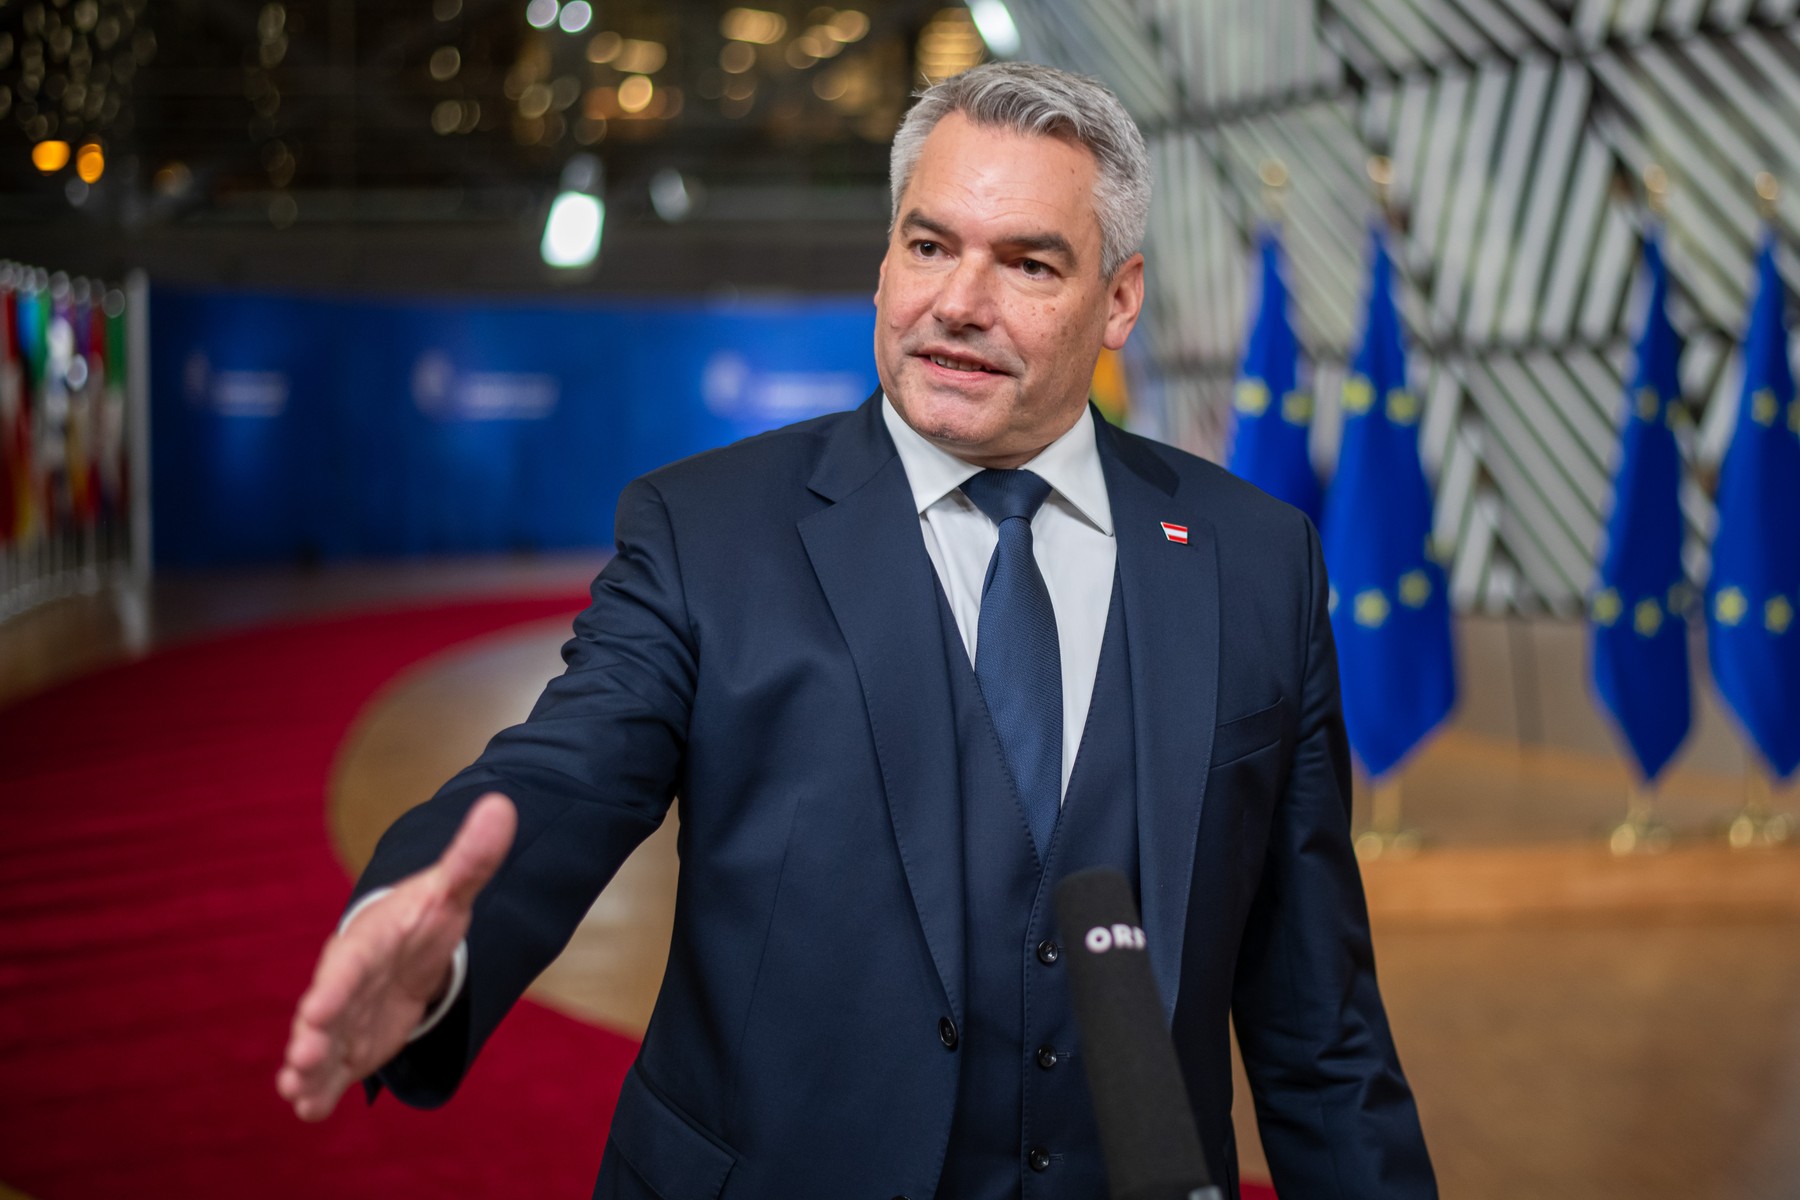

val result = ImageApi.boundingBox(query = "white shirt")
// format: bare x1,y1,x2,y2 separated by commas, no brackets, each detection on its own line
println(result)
880,397,1117,799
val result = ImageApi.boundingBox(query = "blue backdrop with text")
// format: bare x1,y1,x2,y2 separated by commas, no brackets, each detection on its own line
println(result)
152,287,878,565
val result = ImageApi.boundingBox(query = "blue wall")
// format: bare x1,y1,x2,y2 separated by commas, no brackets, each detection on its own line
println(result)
151,286,877,566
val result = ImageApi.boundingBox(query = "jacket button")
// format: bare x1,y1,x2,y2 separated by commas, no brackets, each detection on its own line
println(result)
1036,939,1060,965
1028,1147,1052,1172
1036,1045,1059,1070
938,1017,958,1050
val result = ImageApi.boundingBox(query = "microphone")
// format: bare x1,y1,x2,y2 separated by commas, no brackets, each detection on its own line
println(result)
1054,867,1222,1200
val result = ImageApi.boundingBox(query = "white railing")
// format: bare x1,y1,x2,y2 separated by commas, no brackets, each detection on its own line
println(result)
0,263,150,630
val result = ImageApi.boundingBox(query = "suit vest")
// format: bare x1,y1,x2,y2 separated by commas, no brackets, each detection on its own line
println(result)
936,571,1141,1200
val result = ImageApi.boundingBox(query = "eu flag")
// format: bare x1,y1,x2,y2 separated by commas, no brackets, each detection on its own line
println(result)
1321,225,1456,779
1706,232,1800,779
1227,225,1320,524
1590,229,1692,783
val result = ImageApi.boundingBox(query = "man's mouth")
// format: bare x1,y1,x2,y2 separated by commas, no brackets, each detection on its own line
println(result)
920,351,1004,375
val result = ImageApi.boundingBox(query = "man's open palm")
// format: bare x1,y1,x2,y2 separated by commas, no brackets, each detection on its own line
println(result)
276,792,516,1121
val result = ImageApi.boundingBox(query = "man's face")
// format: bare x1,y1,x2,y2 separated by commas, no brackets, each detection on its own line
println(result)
874,112,1145,468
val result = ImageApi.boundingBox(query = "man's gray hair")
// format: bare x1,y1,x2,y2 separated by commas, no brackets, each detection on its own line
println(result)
888,62,1152,279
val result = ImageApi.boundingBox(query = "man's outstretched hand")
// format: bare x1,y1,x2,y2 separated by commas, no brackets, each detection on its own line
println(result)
276,792,516,1121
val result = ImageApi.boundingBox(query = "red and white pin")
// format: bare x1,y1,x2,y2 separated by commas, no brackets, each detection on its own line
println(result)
1160,522,1189,544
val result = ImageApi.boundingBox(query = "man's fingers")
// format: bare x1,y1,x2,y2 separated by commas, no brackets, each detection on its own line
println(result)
437,792,517,908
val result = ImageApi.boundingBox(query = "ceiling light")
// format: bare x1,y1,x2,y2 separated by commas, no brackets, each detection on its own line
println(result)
525,0,559,30
828,10,869,41
617,74,653,114
32,139,70,172
720,42,754,73
721,7,785,44
615,39,666,74
542,155,605,269
76,142,104,183
968,0,1020,56
558,1,592,33
587,31,621,63
650,168,697,222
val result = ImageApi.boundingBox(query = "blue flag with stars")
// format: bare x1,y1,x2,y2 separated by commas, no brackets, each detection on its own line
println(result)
1228,224,1321,524
1707,232,1800,779
1320,225,1456,779
1590,229,1692,783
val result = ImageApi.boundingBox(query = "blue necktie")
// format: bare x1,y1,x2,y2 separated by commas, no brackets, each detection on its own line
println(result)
961,468,1061,857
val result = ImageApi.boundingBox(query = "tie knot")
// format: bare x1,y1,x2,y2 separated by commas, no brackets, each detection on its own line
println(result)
961,468,1053,527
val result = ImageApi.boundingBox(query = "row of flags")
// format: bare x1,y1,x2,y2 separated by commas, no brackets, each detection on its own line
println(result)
1226,221,1799,787
0,268,131,552
1230,224,1456,780
1595,229,1800,785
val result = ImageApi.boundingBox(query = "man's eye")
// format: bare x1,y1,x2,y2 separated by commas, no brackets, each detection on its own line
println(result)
1020,259,1049,277
915,241,941,257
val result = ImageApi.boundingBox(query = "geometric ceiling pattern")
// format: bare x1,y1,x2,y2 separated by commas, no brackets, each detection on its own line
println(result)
1014,0,1800,615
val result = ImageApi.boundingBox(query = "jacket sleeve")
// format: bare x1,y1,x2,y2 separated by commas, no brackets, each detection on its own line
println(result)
357,475,697,1107
1229,517,1437,1197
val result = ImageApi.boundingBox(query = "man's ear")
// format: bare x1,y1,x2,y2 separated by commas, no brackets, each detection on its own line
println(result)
1102,253,1146,351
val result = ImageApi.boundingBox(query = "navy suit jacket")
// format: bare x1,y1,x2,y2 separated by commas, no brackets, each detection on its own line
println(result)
356,395,1435,1199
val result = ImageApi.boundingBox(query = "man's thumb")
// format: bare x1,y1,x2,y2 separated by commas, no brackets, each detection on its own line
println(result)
438,792,517,908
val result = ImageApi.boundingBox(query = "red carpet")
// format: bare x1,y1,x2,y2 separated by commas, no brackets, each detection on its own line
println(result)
0,597,1277,1199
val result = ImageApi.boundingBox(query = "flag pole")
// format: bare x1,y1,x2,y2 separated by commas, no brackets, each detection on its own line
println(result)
1355,775,1422,860
1728,768,1793,849
1609,782,1670,855
1259,158,1288,222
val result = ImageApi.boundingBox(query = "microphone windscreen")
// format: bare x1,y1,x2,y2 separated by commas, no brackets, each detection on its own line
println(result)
1055,867,1215,1200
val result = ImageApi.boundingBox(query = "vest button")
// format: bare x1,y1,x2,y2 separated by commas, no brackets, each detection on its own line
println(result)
1028,1147,1052,1172
938,1017,959,1050
1036,939,1060,965
1036,1045,1059,1070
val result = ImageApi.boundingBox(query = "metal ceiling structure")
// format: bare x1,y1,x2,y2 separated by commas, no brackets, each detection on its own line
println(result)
1008,0,1800,615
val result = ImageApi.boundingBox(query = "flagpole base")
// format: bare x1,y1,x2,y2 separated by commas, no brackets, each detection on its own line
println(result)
1354,827,1424,861
1355,778,1421,860
1608,815,1672,856
1726,810,1792,849
1726,772,1792,850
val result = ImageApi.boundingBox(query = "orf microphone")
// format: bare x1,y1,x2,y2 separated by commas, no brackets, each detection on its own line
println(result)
1055,867,1221,1200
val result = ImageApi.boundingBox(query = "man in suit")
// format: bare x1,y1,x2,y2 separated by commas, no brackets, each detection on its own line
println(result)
279,62,1435,1199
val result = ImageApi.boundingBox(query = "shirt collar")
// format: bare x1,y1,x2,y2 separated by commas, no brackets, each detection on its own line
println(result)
880,394,1114,536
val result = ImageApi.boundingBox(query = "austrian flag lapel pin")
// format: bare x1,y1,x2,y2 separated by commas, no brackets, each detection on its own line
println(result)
1160,522,1189,545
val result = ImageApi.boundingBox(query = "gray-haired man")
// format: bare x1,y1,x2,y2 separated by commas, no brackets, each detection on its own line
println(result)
281,61,1435,1199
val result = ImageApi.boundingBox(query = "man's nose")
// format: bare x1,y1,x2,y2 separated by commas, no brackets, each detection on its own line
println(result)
931,257,995,329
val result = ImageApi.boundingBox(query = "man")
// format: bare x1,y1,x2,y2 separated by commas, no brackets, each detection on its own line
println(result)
279,62,1435,1199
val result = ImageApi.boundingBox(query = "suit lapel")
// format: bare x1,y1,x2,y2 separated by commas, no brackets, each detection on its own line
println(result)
797,397,966,1023
1097,415,1221,1021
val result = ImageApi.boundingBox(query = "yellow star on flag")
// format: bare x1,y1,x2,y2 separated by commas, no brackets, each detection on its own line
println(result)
1752,389,1779,426
1353,589,1390,628
1591,588,1622,626
1387,390,1421,425
1633,598,1663,637
1714,586,1748,626
1636,387,1660,422
1767,596,1794,635
1788,401,1800,437
1234,380,1270,416
1343,376,1375,415
1281,391,1312,424
1398,569,1432,607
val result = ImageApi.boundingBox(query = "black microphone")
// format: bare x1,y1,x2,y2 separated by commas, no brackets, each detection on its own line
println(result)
1055,866,1222,1200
